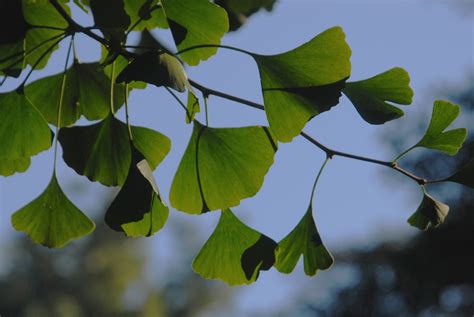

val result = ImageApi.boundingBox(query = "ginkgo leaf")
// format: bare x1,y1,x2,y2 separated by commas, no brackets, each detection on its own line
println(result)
159,0,229,65
275,207,334,276
343,67,414,124
170,121,277,214
22,0,70,70
59,115,170,186
253,26,351,142
116,52,189,92
0,157,31,177
11,175,95,248
105,147,169,237
408,189,449,230
90,0,130,41
192,209,277,285
186,91,200,124
130,126,171,170
0,91,52,165
444,159,474,188
59,115,131,186
0,42,24,77
414,100,467,155
26,62,125,126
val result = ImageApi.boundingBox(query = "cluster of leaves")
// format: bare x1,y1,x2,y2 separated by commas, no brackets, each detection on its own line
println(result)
0,0,472,286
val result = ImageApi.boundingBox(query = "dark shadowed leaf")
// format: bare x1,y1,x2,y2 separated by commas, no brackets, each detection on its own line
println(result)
343,67,414,124
192,209,277,285
116,52,189,92
0,1,28,45
253,26,351,142
105,147,169,237
215,0,276,31
170,121,277,214
11,175,95,248
58,115,131,186
275,207,334,276
26,62,125,126
414,100,467,155
90,0,130,41
0,91,52,169
59,116,170,186
408,189,449,230
159,0,229,65
445,159,474,188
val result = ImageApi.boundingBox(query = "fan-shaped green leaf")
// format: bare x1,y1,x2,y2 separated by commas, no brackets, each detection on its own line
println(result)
26,62,125,126
186,91,200,124
11,175,95,248
253,26,351,142
116,52,189,92
0,91,52,168
445,159,474,188
58,116,170,186
159,0,229,65
408,189,449,230
170,121,277,214
0,42,24,77
0,157,31,177
90,0,130,41
192,209,277,285
105,147,169,237
343,67,414,124
58,115,131,186
275,207,333,276
415,100,467,155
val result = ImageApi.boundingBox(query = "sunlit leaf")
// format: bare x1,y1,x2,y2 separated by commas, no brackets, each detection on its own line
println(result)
343,67,414,124
0,157,31,177
116,52,189,92
253,26,351,142
105,147,169,237
11,175,95,248
90,0,130,41
170,121,277,214
275,207,333,276
159,0,229,65
0,91,52,169
192,209,277,285
415,100,467,155
26,62,125,126
58,116,171,186
186,91,200,124
445,159,474,188
408,189,449,230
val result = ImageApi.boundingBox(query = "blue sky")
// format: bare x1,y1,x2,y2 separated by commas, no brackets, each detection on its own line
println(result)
0,0,473,315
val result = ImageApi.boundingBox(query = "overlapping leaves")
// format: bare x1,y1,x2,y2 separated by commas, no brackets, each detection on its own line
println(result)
26,62,125,127
192,209,277,285
252,26,352,142
170,121,278,214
